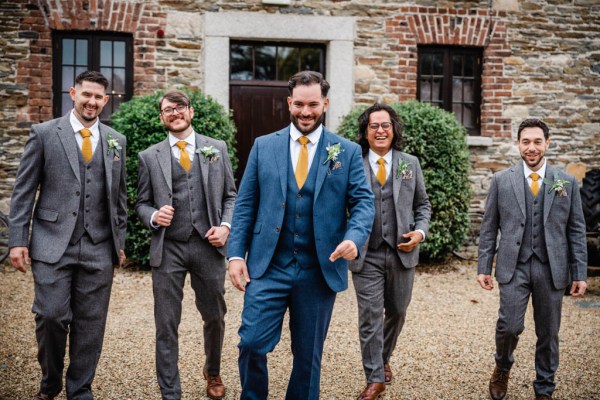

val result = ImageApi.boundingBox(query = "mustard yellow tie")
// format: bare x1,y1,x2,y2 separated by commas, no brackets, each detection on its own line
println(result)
376,157,387,186
176,141,191,171
530,172,540,197
295,136,309,189
80,128,92,163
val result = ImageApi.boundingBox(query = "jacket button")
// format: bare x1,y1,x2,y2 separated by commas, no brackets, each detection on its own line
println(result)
76,191,80,196
73,212,77,217
516,242,520,245
168,193,172,198
275,227,280,232
297,194,302,198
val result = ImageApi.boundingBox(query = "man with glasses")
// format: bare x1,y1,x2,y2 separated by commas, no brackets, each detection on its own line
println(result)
136,89,237,400
349,103,431,400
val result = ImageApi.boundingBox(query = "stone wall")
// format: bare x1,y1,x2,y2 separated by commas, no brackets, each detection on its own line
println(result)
0,0,598,222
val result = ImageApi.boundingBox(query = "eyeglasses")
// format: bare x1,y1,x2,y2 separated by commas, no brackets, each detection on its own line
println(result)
368,122,392,131
161,105,188,116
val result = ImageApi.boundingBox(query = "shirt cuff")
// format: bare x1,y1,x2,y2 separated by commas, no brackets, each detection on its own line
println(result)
228,257,244,262
149,211,160,229
221,222,231,229
416,229,426,242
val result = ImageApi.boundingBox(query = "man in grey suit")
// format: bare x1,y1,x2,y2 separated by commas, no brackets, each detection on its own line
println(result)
477,118,587,400
8,71,127,400
135,89,236,400
349,103,431,400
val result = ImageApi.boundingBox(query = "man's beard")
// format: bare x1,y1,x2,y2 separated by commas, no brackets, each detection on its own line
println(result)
291,112,325,134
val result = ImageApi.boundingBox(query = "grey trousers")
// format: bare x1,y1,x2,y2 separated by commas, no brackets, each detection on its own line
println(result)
352,244,415,383
152,235,227,400
495,255,564,397
32,235,114,400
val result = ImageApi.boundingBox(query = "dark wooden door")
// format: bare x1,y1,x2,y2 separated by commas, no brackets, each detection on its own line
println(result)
230,83,290,181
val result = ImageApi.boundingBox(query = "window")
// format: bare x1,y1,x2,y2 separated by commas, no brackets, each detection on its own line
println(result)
418,46,482,135
52,32,133,123
230,41,325,81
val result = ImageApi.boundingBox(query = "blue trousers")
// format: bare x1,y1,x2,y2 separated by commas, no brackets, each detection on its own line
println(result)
237,261,336,400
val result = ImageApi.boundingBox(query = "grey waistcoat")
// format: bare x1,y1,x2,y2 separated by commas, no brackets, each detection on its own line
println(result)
368,169,397,250
517,177,549,263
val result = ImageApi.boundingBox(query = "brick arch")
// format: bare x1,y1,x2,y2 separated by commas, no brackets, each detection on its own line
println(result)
16,0,167,123
386,6,512,138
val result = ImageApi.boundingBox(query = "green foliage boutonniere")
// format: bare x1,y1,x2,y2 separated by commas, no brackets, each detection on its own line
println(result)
543,173,570,197
106,133,122,160
196,145,220,163
323,142,344,171
396,159,412,180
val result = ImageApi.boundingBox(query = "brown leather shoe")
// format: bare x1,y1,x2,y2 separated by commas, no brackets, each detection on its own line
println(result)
358,382,386,400
535,396,552,400
489,366,510,400
203,368,225,400
383,363,393,384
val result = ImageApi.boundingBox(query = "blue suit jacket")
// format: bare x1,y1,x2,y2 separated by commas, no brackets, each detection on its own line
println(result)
228,126,375,293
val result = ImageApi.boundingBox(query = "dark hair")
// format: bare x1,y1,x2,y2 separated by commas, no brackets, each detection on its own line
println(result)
517,118,550,140
158,89,191,111
74,70,109,90
357,103,404,155
288,70,330,97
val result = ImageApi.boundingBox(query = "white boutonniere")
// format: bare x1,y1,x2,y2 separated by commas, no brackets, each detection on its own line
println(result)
543,173,570,197
323,142,344,171
196,145,220,163
106,133,122,160
395,159,412,180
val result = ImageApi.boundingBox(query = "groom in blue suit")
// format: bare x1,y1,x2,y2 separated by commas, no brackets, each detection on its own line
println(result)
228,71,375,400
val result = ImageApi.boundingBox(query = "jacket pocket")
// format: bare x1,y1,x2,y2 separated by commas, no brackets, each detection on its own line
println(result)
253,222,262,234
35,208,59,222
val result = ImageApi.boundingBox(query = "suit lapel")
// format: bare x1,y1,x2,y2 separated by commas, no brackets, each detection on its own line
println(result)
543,164,556,224
56,114,81,183
196,133,210,194
274,128,290,198
509,163,526,218
156,138,173,192
99,124,113,195
362,155,372,189
392,150,402,208
314,129,331,200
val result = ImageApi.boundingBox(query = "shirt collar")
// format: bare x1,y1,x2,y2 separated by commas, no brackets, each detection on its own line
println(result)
523,159,547,181
289,123,323,145
368,149,392,165
70,110,99,136
168,131,196,148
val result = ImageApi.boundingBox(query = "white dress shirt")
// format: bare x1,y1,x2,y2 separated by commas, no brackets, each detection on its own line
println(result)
289,123,323,172
523,159,547,186
169,131,195,165
70,110,100,154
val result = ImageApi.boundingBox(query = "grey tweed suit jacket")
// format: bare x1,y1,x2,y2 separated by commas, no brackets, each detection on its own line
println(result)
349,150,431,272
478,162,587,289
8,112,127,265
135,133,237,266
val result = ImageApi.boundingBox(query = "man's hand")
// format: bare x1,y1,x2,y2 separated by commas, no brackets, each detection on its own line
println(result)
229,259,250,292
329,240,358,262
397,231,424,253
119,249,126,267
477,274,494,290
570,280,587,297
153,205,174,227
206,225,230,248
9,247,30,273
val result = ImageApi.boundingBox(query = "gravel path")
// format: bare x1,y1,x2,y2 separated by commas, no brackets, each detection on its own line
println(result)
1,261,598,399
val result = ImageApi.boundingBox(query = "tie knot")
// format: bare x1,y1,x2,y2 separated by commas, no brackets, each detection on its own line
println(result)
530,172,540,182
298,136,310,146
80,128,91,138
378,157,385,166
175,141,187,150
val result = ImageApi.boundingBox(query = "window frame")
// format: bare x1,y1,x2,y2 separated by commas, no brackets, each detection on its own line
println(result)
417,45,483,136
52,31,134,123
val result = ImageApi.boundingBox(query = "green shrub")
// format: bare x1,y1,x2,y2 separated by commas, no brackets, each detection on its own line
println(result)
110,89,237,266
337,100,471,261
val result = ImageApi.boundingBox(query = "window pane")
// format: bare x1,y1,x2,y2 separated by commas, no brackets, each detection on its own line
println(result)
463,103,473,128
75,66,87,77
231,44,253,80
255,46,276,80
300,48,322,72
114,41,126,67
100,96,112,121
432,78,442,102
100,41,112,67
278,46,297,81
432,54,443,76
76,39,88,65
62,39,74,64
62,66,74,91
452,103,463,124
463,79,474,102
113,68,125,93
420,53,431,75
100,67,113,91
453,55,462,77
420,80,431,102
62,93,73,115
464,55,474,77
452,78,463,102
